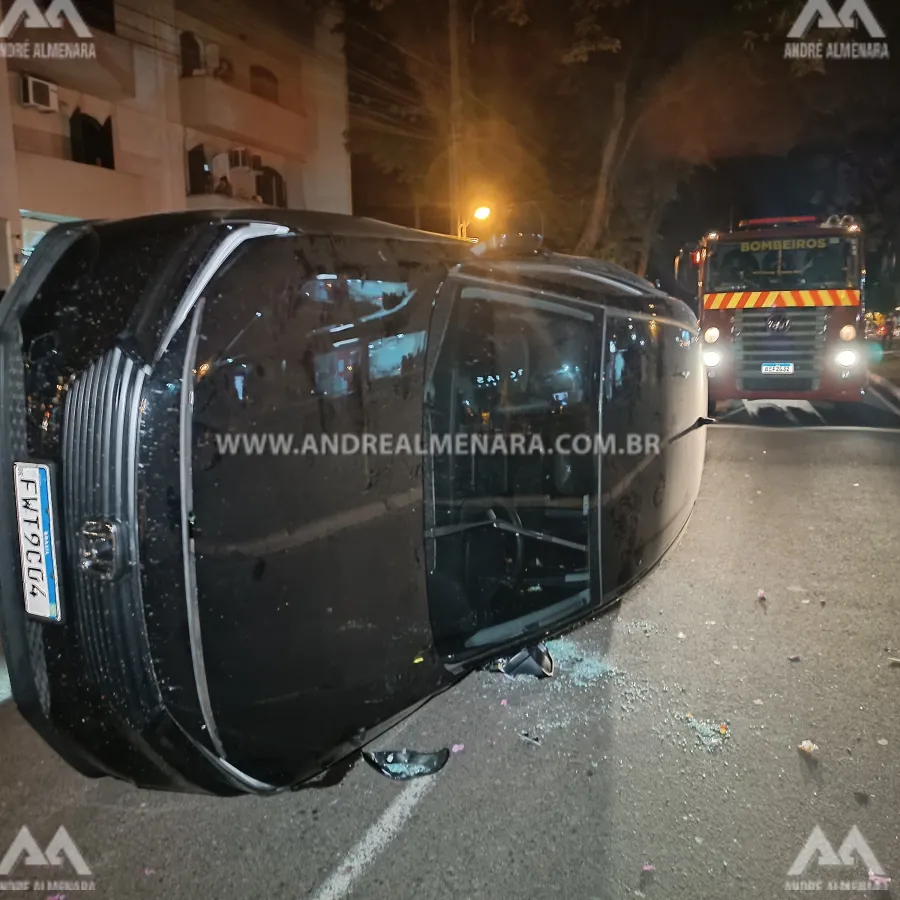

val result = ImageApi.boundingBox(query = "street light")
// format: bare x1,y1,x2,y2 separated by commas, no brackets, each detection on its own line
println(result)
458,205,491,240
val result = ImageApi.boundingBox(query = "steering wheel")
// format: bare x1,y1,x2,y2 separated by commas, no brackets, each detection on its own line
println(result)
460,500,526,583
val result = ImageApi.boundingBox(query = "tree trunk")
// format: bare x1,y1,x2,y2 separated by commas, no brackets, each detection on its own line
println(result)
636,194,668,279
574,79,629,256
635,238,652,279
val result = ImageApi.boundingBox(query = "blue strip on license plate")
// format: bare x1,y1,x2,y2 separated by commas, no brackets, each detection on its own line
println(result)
760,363,795,374
14,461,63,622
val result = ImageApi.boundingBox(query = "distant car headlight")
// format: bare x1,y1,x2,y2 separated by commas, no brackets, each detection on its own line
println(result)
704,327,720,343
836,349,857,367
704,351,721,367
839,325,857,341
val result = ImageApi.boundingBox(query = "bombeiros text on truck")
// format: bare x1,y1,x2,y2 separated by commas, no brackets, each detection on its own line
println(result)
674,215,867,414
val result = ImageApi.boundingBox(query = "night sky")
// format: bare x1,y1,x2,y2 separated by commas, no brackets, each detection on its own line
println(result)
343,0,900,308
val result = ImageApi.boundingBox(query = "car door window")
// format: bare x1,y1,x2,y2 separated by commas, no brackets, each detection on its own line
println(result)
424,283,599,657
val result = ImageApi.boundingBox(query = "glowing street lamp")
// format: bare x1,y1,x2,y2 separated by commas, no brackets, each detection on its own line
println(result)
458,205,492,239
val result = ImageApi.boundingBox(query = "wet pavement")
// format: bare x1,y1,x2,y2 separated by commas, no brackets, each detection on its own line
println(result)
1,395,900,899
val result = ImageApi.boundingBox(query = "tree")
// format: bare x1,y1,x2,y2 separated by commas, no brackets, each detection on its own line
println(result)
806,137,900,311
340,0,553,230
298,0,900,274
600,160,692,276
493,0,753,255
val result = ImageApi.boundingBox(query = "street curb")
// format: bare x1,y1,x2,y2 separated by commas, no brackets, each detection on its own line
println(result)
869,373,900,405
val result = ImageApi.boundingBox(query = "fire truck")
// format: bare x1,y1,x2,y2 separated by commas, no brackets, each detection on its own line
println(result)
675,215,867,414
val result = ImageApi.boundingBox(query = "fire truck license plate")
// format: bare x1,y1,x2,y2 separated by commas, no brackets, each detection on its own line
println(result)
760,363,794,375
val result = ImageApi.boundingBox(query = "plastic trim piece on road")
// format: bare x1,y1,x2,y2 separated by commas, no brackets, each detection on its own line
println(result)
712,424,900,434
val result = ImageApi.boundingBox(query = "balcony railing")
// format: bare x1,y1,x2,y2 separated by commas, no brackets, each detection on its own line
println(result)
16,152,149,221
179,74,308,158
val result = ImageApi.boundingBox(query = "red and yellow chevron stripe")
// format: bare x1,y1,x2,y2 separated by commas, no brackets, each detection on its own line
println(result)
703,289,860,310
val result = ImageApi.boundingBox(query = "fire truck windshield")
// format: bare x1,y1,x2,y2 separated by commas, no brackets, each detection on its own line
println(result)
707,235,859,292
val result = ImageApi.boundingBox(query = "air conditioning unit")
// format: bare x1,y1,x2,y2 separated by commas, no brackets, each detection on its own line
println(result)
210,152,257,198
211,152,231,180
205,42,220,72
21,75,59,113
228,148,253,170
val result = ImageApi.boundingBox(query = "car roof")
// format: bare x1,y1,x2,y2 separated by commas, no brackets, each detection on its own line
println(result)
71,209,688,317
477,252,664,295
79,208,468,246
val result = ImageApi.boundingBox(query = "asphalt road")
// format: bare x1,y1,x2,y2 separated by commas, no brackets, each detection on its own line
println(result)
2,383,900,900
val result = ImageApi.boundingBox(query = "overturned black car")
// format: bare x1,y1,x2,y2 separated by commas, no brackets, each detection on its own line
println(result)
0,210,706,795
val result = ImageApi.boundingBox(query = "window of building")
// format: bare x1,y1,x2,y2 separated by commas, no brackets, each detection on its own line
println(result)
186,144,212,195
70,109,114,169
249,65,279,103
180,31,203,77
76,0,116,34
256,166,287,208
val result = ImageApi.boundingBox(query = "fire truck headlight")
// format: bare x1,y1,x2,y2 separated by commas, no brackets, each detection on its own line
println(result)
704,327,720,343
836,349,857,368
704,351,721,367
839,324,857,341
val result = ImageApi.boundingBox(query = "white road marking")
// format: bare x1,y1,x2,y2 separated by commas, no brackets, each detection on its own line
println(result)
869,374,900,401
310,776,437,900
0,656,11,705
867,376,900,418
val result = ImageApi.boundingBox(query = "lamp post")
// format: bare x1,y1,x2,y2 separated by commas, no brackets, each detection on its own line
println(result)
458,205,491,240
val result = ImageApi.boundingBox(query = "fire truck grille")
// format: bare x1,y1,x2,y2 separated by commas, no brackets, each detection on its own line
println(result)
734,308,826,392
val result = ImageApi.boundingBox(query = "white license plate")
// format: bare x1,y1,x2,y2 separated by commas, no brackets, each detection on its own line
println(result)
761,363,795,375
13,462,63,622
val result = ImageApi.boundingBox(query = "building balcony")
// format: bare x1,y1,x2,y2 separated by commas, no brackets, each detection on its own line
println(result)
16,151,149,221
6,25,136,103
179,75,308,158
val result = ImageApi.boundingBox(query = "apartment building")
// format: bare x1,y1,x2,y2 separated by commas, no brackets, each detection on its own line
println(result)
0,0,352,289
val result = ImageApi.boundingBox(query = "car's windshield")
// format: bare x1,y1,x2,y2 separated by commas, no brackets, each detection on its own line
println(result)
707,236,860,292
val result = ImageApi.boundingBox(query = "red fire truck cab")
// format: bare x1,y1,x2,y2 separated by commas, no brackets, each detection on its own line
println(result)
675,215,867,413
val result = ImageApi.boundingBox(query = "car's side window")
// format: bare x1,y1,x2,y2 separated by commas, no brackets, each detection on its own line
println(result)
424,283,598,656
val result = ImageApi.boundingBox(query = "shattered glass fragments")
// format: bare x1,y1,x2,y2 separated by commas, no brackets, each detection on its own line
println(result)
684,713,731,751
544,638,619,687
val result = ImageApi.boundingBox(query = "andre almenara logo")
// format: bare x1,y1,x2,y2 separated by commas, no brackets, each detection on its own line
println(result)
0,0,97,60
